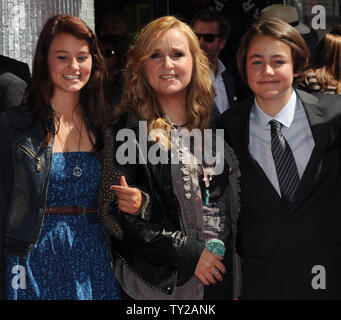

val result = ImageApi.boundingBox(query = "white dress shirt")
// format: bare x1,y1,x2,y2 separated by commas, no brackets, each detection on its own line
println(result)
210,59,229,114
249,89,315,196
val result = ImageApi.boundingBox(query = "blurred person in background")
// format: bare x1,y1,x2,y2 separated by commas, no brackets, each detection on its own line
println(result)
297,31,341,94
0,54,31,84
99,34,130,106
191,9,242,114
0,68,27,111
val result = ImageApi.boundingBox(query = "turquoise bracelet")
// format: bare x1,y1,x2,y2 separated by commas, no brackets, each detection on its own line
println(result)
205,239,225,257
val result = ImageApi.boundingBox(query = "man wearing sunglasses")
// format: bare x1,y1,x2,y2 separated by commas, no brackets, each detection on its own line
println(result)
191,9,241,118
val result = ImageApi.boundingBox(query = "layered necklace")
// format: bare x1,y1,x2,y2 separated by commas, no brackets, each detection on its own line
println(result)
56,120,84,178
163,114,187,129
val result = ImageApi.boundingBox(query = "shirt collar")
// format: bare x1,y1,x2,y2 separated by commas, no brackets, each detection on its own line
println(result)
252,89,297,129
210,59,226,79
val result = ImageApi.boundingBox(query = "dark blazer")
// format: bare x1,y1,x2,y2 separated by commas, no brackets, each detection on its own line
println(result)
222,68,239,105
0,68,27,111
0,55,31,84
210,67,251,130
222,68,252,105
223,89,341,299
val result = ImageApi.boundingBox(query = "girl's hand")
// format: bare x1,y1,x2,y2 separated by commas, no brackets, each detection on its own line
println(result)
110,176,145,214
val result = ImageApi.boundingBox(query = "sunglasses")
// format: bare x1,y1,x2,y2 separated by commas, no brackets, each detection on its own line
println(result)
195,33,221,43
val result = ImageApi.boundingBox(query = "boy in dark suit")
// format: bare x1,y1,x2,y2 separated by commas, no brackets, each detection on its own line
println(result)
223,18,341,299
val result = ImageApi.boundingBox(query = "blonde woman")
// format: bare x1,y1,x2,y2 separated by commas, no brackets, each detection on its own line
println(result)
100,16,241,300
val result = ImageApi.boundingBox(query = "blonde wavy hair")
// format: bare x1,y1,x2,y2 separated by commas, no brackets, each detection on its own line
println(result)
113,15,215,142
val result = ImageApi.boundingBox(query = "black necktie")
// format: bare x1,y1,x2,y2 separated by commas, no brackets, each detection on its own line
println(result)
270,120,300,207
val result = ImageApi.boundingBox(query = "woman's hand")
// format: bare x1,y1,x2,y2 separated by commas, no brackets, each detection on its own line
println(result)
110,176,145,215
195,248,226,285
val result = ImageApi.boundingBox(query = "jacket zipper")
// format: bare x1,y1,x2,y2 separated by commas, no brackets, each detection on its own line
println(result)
21,140,53,253
18,144,44,171
32,149,53,250
35,142,53,251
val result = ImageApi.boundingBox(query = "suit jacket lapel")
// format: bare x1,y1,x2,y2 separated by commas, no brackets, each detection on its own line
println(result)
291,90,331,209
222,70,238,104
230,97,287,210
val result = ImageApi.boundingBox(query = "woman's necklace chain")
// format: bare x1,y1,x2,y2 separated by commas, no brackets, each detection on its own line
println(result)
56,120,83,178
163,114,187,129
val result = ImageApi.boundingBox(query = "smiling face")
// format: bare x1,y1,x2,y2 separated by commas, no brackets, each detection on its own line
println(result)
246,35,296,111
48,33,92,98
144,28,193,102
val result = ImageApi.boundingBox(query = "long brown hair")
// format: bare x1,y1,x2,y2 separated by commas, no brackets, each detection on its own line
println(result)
300,32,341,93
114,16,214,139
24,14,109,150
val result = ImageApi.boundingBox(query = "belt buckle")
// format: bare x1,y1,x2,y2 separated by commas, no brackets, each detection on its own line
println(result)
80,206,86,215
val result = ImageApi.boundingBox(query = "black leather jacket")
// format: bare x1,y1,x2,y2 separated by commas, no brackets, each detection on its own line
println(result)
0,105,106,299
99,111,242,298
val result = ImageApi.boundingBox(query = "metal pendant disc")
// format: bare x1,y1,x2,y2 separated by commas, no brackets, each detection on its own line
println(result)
73,166,82,177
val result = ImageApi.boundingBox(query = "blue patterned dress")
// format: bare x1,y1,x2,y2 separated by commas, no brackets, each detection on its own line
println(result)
6,152,121,300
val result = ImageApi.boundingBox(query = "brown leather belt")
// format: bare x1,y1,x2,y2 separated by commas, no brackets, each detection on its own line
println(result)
45,206,97,215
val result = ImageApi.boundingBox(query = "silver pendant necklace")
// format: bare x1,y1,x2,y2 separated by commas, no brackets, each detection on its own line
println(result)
56,120,83,178
73,164,82,177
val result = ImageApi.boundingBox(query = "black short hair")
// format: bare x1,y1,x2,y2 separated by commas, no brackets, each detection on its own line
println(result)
191,9,231,39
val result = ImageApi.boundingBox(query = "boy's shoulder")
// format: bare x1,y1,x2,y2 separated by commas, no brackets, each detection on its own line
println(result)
299,89,341,116
297,90,341,135
309,91,341,107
